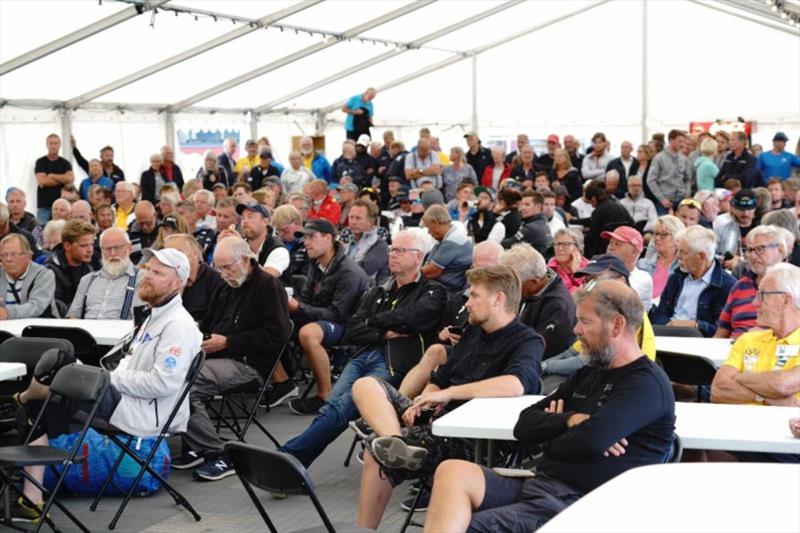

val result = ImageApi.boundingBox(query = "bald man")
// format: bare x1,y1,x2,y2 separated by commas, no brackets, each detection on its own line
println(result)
128,201,160,264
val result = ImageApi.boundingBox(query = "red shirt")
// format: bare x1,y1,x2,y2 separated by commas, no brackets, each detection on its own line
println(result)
309,196,341,226
481,163,512,188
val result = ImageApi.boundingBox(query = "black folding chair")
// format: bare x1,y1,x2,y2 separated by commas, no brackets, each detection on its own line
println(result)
22,325,99,366
88,350,206,530
0,364,110,533
656,352,718,388
652,325,704,338
209,325,293,447
225,442,371,533
0,330,14,345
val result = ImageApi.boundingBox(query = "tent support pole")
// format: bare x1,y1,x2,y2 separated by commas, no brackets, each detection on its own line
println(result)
164,111,175,149
60,109,73,163
315,110,327,137
640,0,648,143
471,55,478,133
249,111,259,142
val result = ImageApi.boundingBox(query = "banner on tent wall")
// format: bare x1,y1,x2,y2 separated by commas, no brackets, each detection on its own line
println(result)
177,129,240,157
689,120,755,137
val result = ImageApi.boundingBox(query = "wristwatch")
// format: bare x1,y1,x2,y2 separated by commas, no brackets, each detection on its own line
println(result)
754,394,765,404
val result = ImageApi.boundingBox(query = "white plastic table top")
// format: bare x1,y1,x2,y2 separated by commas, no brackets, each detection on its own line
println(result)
433,396,800,454
0,318,132,345
538,463,800,533
0,362,26,381
654,336,733,366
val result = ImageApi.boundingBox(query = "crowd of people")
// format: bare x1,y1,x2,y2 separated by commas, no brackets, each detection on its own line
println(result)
2,87,800,531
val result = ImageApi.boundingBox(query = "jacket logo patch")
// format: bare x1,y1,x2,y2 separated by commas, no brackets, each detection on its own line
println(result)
169,346,182,357
141,333,153,343
163,357,177,370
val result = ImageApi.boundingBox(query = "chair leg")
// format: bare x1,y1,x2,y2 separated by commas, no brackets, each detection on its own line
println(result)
237,477,278,533
343,435,360,467
306,487,337,533
399,483,425,533
18,470,90,533
91,437,132,511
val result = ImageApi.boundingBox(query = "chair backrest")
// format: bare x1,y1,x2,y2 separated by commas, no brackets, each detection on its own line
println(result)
652,325,703,338
657,353,718,386
667,433,683,464
22,325,98,365
0,336,74,372
49,364,110,402
0,330,14,346
226,441,315,495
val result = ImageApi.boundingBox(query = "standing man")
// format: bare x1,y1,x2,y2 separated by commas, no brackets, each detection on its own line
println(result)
464,131,493,181
34,134,74,222
71,136,125,185
160,145,185,191
581,132,612,183
606,140,639,199
758,132,800,181
535,134,560,172
217,137,238,181
647,129,691,215
563,134,584,174
716,131,763,189
45,219,96,316
405,137,443,190
342,87,376,141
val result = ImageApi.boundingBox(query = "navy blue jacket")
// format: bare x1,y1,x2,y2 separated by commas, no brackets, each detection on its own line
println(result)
650,259,735,337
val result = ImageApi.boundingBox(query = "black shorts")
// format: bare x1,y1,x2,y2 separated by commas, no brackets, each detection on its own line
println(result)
468,468,583,533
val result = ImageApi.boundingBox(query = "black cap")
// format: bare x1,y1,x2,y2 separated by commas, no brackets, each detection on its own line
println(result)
733,189,756,210
236,202,270,218
298,218,337,237
259,150,273,159
773,132,789,142
575,254,630,279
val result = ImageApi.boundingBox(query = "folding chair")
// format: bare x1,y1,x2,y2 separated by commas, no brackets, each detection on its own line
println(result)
656,352,718,402
652,325,704,338
0,330,14,345
88,350,206,530
0,364,110,533
22,325,99,366
209,325,293,447
225,442,371,533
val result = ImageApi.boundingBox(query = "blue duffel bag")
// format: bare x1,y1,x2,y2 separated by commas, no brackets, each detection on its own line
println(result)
43,428,171,496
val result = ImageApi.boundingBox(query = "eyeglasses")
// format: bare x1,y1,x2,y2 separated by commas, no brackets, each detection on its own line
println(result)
388,247,421,255
0,252,26,260
756,290,786,303
653,231,672,238
553,242,575,248
743,243,779,256
101,244,129,254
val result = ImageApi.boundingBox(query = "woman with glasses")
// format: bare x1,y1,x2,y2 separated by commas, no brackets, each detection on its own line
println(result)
637,215,684,301
547,228,589,293
714,225,793,339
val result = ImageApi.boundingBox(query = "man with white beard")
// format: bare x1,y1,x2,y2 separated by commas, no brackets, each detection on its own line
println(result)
66,227,144,319
299,135,332,184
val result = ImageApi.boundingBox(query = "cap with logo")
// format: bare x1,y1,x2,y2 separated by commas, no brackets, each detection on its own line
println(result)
142,248,190,285
733,189,756,210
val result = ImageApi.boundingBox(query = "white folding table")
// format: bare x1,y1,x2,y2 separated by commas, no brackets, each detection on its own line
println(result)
0,318,132,345
538,463,800,533
0,362,26,381
433,396,800,454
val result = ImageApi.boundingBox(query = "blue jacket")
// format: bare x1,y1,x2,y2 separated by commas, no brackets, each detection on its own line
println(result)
650,259,735,337
310,152,332,183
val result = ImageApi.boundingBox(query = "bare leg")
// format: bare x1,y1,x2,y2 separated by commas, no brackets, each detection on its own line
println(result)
352,377,403,436
424,460,486,533
272,362,290,383
19,379,49,404
22,434,48,505
358,452,394,529
398,344,447,398
299,323,332,399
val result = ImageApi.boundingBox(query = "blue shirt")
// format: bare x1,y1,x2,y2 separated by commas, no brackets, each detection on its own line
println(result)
344,94,373,132
673,264,714,320
80,175,114,200
757,150,800,180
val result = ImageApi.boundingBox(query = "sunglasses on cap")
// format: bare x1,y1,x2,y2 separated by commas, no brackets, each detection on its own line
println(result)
678,198,702,210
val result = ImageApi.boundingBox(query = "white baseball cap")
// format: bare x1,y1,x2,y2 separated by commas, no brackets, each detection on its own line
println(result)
356,134,371,147
142,248,190,286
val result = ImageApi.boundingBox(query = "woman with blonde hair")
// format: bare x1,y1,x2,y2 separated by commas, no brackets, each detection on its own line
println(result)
637,214,684,300
441,146,477,201
197,150,229,190
694,137,719,192
548,148,581,204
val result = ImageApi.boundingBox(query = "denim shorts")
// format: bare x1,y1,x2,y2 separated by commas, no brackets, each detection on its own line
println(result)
316,320,345,346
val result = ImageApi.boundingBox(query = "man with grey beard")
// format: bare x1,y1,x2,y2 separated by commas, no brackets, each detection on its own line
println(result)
66,227,143,319
173,235,290,482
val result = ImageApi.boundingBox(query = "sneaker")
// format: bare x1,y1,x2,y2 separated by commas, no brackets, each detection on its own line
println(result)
171,448,203,470
370,436,428,472
349,418,374,440
10,497,49,523
356,448,364,464
193,457,236,481
288,395,325,416
401,486,430,512
265,380,299,408
408,480,421,494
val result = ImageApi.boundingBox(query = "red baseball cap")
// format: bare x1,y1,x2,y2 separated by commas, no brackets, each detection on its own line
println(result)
547,134,560,144
601,226,644,253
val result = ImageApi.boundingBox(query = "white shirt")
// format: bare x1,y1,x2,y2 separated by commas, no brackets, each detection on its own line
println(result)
571,198,595,219
547,212,566,237
629,267,654,312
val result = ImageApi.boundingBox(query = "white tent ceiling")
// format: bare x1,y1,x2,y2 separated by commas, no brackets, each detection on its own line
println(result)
1,0,799,205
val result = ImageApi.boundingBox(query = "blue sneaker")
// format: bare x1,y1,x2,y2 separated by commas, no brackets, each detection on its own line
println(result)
193,457,235,481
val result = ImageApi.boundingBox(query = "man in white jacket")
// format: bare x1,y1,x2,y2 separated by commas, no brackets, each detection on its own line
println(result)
14,247,202,519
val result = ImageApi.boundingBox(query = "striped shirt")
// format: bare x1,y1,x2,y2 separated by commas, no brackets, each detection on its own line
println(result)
717,272,757,338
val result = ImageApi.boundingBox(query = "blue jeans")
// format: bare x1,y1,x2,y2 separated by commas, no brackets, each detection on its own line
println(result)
280,349,400,467
37,207,51,223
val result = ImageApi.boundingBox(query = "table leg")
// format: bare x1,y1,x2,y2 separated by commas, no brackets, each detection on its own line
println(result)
474,439,484,465
486,440,495,468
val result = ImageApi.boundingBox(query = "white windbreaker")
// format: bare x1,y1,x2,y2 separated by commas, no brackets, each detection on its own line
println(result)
109,295,202,437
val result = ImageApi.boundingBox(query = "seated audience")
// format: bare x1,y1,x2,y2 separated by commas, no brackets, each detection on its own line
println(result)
5,188,38,233
339,199,390,284
45,219,96,316
467,187,497,243
354,265,543,529
1,202,40,259
501,191,552,256
676,198,702,227
66,228,144,319
620,175,657,233
651,225,735,337
548,228,589,293
128,201,160,264
112,182,136,229
278,230,447,468
421,205,474,294
305,179,341,226
637,215,684,302
710,263,800,462
425,280,674,532
0,234,58,319
298,135,332,183
272,204,310,276
163,233,224,322
281,150,314,196
715,189,759,267
602,226,653,311
174,236,290,481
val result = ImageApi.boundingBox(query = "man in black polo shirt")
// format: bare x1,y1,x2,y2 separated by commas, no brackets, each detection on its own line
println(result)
464,131,493,180
248,150,280,190
425,281,675,532
353,265,544,530
34,134,75,222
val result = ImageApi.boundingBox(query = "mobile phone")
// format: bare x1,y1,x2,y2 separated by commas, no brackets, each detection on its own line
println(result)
448,326,463,335
416,409,435,425
491,467,536,478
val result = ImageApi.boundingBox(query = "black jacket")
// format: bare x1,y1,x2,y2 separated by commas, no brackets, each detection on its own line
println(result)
548,168,583,204
715,149,763,189
44,244,93,317
199,167,232,190
387,151,409,180
519,273,576,359
256,231,293,288
200,261,290,373
332,157,366,187
466,146,493,181
585,196,635,258
344,275,447,378
13,212,39,233
295,244,368,325
73,146,125,184
183,263,225,322
494,209,522,241
605,157,640,199
468,211,497,243
502,213,552,256
128,221,160,264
